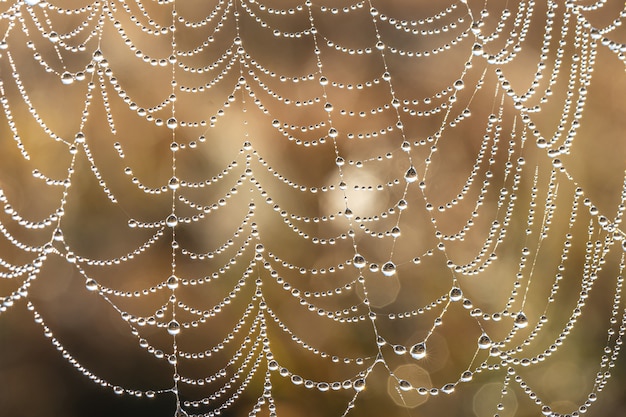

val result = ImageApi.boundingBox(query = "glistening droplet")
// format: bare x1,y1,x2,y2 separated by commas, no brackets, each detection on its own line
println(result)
167,320,181,335
166,275,178,290
166,214,178,227
61,72,74,85
85,279,98,292
404,166,418,183
477,333,491,349
514,312,529,328
449,287,463,301
353,254,366,268
353,378,366,392
398,380,412,391
381,261,396,277
410,342,426,360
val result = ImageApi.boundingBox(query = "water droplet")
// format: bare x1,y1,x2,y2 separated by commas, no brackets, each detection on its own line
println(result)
393,345,406,355
514,312,529,328
328,128,338,138
166,214,178,227
268,360,279,371
404,166,418,183
449,287,463,301
167,320,181,335
477,333,491,349
381,261,396,276
398,380,412,391
441,383,455,394
166,117,178,129
317,382,330,392
319,76,328,86
353,254,366,268
460,370,473,382
397,199,408,210
85,279,98,291
53,228,64,241
255,244,265,253
410,342,426,360
353,378,366,392
324,102,333,112
61,72,74,85
25,0,40,5
93,49,104,62
472,43,483,56
291,375,303,385
453,79,465,90
113,386,124,395
390,226,401,238
166,275,178,290
168,177,179,190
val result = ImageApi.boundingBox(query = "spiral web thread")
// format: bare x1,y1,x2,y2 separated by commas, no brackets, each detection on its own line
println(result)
1,0,625,416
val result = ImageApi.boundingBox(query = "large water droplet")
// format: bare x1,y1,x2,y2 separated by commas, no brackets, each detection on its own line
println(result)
381,261,396,276
513,312,529,328
410,342,426,360
477,333,491,349
398,380,412,391
168,177,179,190
353,378,366,392
93,49,104,62
61,72,74,85
167,320,181,335
353,254,366,268
441,383,455,394
166,275,178,290
404,166,418,183
166,117,178,129
454,79,465,90
85,279,98,292
449,287,463,301
166,214,178,227
25,0,41,5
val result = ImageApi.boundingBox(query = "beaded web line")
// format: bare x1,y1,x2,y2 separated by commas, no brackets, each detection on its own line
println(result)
0,1,625,416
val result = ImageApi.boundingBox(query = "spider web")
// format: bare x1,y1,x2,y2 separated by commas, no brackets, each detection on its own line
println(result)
0,1,625,416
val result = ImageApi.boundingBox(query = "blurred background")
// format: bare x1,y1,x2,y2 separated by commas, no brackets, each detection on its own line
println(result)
0,1,625,416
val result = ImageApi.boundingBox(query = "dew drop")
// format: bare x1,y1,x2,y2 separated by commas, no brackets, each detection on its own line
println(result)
460,371,473,382
291,375,303,385
453,79,465,90
93,49,104,62
166,117,178,129
353,254,366,268
53,228,64,241
324,102,333,112
255,244,265,253
166,275,179,290
166,214,178,227
449,287,463,301
319,76,328,86
268,360,279,371
381,261,396,277
410,342,427,360
85,279,98,292
398,380,412,391
168,176,180,190
514,312,529,328
25,0,41,5
477,333,492,349
61,72,74,85
353,378,366,392
442,383,455,394
167,320,181,335
404,166,418,183
393,345,406,355
397,199,408,210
